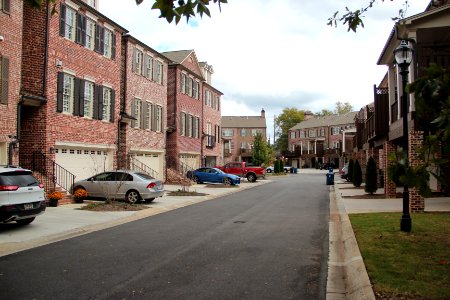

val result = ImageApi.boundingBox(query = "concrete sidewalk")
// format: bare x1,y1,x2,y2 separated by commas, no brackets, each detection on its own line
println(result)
0,180,270,257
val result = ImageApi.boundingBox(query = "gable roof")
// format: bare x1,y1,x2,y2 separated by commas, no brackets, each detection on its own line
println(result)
289,111,358,130
162,50,194,65
221,116,266,128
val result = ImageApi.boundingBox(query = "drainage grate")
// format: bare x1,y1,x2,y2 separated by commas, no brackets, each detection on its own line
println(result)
233,221,246,224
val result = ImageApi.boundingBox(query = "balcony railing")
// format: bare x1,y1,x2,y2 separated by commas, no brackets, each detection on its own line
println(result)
205,135,216,148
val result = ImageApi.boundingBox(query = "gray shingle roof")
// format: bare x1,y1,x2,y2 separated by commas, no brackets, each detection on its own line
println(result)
290,111,357,130
161,50,193,64
221,116,266,128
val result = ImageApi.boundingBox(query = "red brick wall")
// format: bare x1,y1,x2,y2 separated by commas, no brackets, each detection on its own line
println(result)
384,141,397,198
409,131,424,212
0,0,23,165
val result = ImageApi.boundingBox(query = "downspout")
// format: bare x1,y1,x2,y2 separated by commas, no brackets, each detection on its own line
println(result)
117,36,127,169
200,83,204,167
44,1,50,97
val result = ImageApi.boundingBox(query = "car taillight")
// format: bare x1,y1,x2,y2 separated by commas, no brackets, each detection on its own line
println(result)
38,183,44,189
0,185,19,191
147,182,156,189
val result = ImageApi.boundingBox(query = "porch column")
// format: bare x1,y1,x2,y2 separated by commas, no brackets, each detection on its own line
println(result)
384,141,397,198
409,131,424,212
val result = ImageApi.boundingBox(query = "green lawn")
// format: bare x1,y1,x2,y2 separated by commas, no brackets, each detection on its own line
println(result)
349,212,450,299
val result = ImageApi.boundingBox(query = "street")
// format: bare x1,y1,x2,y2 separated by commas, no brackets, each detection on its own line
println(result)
0,174,330,299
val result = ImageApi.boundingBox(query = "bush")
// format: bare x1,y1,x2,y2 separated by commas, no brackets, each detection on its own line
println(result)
274,159,280,173
280,160,284,173
347,159,354,182
365,156,378,194
353,159,363,187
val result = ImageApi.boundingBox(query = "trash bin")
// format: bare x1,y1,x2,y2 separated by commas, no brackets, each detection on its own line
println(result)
326,172,334,185
293,167,298,174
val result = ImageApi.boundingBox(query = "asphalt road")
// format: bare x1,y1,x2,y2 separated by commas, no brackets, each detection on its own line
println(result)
0,174,330,300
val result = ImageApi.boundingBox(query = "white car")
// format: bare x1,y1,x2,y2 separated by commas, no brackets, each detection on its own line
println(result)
0,165,47,225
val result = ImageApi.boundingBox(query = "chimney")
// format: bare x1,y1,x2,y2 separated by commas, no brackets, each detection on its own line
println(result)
261,108,266,118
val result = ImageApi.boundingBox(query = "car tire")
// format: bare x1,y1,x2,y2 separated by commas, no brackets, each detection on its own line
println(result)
224,178,232,185
126,190,141,203
247,173,257,182
266,169,272,173
16,217,35,226
193,176,202,184
145,198,155,203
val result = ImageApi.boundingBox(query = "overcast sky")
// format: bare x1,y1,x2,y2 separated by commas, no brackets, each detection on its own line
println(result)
101,0,427,142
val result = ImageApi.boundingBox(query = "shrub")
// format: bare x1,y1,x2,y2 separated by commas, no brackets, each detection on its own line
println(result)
280,160,284,173
347,159,354,182
274,159,280,173
365,156,378,194
353,159,363,187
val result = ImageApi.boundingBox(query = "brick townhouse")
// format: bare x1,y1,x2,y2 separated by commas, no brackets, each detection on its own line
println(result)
0,0,22,166
18,0,127,193
221,109,267,164
354,1,450,212
118,34,169,181
287,112,357,169
162,50,222,174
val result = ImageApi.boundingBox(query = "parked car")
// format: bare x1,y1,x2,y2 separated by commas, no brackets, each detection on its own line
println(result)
340,164,349,181
216,162,265,182
190,167,240,185
0,165,46,225
266,166,274,173
72,170,164,203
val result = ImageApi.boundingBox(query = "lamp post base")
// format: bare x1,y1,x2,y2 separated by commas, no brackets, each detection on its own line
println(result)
400,215,412,232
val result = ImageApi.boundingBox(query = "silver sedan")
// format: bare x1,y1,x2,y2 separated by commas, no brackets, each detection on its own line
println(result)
72,170,164,203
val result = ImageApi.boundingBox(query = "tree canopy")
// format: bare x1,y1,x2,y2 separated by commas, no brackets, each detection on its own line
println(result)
316,102,353,117
274,108,305,152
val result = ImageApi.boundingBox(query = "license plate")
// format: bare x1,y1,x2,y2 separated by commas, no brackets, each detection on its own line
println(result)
23,203,34,210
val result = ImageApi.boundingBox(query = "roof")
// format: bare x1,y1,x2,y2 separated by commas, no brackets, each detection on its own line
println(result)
221,116,266,128
161,50,194,64
289,112,358,131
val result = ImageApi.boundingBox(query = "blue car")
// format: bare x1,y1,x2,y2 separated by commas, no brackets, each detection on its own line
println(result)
190,167,240,185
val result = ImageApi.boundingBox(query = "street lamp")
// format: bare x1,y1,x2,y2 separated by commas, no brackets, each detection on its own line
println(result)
394,40,414,232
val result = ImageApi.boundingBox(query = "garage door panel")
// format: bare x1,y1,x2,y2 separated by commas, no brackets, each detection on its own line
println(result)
132,153,163,180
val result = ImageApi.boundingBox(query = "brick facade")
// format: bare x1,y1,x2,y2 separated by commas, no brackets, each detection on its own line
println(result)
409,131,425,212
383,141,397,198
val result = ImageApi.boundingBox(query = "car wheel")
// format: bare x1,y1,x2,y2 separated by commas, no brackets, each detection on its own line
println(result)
247,173,257,182
126,190,141,203
266,169,272,173
145,198,155,203
16,217,35,226
193,176,202,184
223,177,232,185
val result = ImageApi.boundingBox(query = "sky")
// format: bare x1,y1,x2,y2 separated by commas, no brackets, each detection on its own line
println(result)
100,0,427,143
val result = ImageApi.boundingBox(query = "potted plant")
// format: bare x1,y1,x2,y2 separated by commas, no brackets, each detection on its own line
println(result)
47,191,64,207
73,189,88,203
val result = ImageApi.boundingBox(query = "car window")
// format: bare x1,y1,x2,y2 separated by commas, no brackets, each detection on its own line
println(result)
0,171,39,187
116,172,133,181
93,172,112,181
134,172,155,180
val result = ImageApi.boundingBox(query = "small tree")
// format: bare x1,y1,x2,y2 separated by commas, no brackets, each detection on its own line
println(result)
347,159,354,183
274,159,280,174
353,160,363,187
365,156,378,194
280,160,285,173
252,132,271,166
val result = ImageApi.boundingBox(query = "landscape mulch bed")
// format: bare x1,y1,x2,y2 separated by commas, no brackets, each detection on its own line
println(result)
80,201,148,211
167,191,208,196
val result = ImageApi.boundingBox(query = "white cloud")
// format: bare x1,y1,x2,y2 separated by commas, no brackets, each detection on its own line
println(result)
100,0,426,142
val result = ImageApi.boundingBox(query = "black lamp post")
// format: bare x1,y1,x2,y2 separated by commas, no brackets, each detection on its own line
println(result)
394,40,414,232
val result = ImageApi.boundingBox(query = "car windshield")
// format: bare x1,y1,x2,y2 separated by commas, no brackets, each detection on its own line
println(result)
213,169,224,174
0,171,39,187
134,172,155,180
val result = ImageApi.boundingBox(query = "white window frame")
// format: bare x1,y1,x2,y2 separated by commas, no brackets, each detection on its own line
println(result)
85,18,96,50
146,55,153,79
65,6,76,41
309,129,317,138
134,99,141,128
156,105,162,132
103,29,113,59
222,129,233,137
241,128,246,136
83,80,94,118
63,74,75,114
135,49,143,75
290,131,296,139
102,87,112,121
181,73,186,94
156,61,163,84
180,112,186,136
145,101,152,130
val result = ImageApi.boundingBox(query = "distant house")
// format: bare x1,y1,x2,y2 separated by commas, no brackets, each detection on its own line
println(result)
162,50,222,174
221,109,267,164
287,112,357,169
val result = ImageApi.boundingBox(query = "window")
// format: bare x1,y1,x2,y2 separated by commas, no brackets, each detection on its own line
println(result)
320,128,325,137
133,49,143,75
185,76,191,96
0,56,9,105
206,122,212,146
156,105,162,132
241,129,246,136
181,73,186,93
240,142,246,149
145,55,153,79
188,78,194,97
62,74,75,114
85,0,97,8
252,129,258,136
1,0,10,13
103,29,113,58
213,95,219,110
83,80,94,118
300,131,305,138
155,61,163,84
180,112,186,136
215,125,220,143
331,127,340,135
85,18,96,50
144,101,152,130
63,6,76,41
102,87,112,122
193,80,198,99
134,99,141,128
195,117,200,138
309,129,317,138
205,90,211,106
222,129,233,137
290,131,296,139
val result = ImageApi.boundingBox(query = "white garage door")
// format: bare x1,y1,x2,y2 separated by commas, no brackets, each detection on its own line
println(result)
55,147,113,181
179,154,200,170
0,142,6,165
132,152,163,180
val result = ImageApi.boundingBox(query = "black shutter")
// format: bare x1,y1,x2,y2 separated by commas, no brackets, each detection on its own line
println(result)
130,99,136,128
144,55,149,78
73,78,81,116
132,48,137,73
3,0,10,13
151,104,156,131
111,32,116,60
76,14,82,44
99,26,105,55
59,4,66,37
81,15,86,46
56,72,64,112
153,60,158,82
97,86,104,120
1,57,9,104
79,79,85,117
143,101,149,129
94,24,100,52
110,89,115,122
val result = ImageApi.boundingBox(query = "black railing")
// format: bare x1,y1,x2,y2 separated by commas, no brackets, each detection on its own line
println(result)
128,155,159,179
32,151,75,193
205,135,216,148
166,158,195,178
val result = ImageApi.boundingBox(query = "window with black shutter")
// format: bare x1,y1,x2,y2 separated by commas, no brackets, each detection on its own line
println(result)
111,33,116,60
73,78,81,116
76,14,86,46
110,89,115,122
2,0,10,13
56,72,64,112
0,56,9,105
59,3,66,37
130,98,136,128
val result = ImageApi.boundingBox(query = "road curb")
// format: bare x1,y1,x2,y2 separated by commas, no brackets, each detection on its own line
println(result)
327,186,375,300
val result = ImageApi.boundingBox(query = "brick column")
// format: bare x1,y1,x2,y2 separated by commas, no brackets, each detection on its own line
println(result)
384,141,397,198
409,131,425,212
